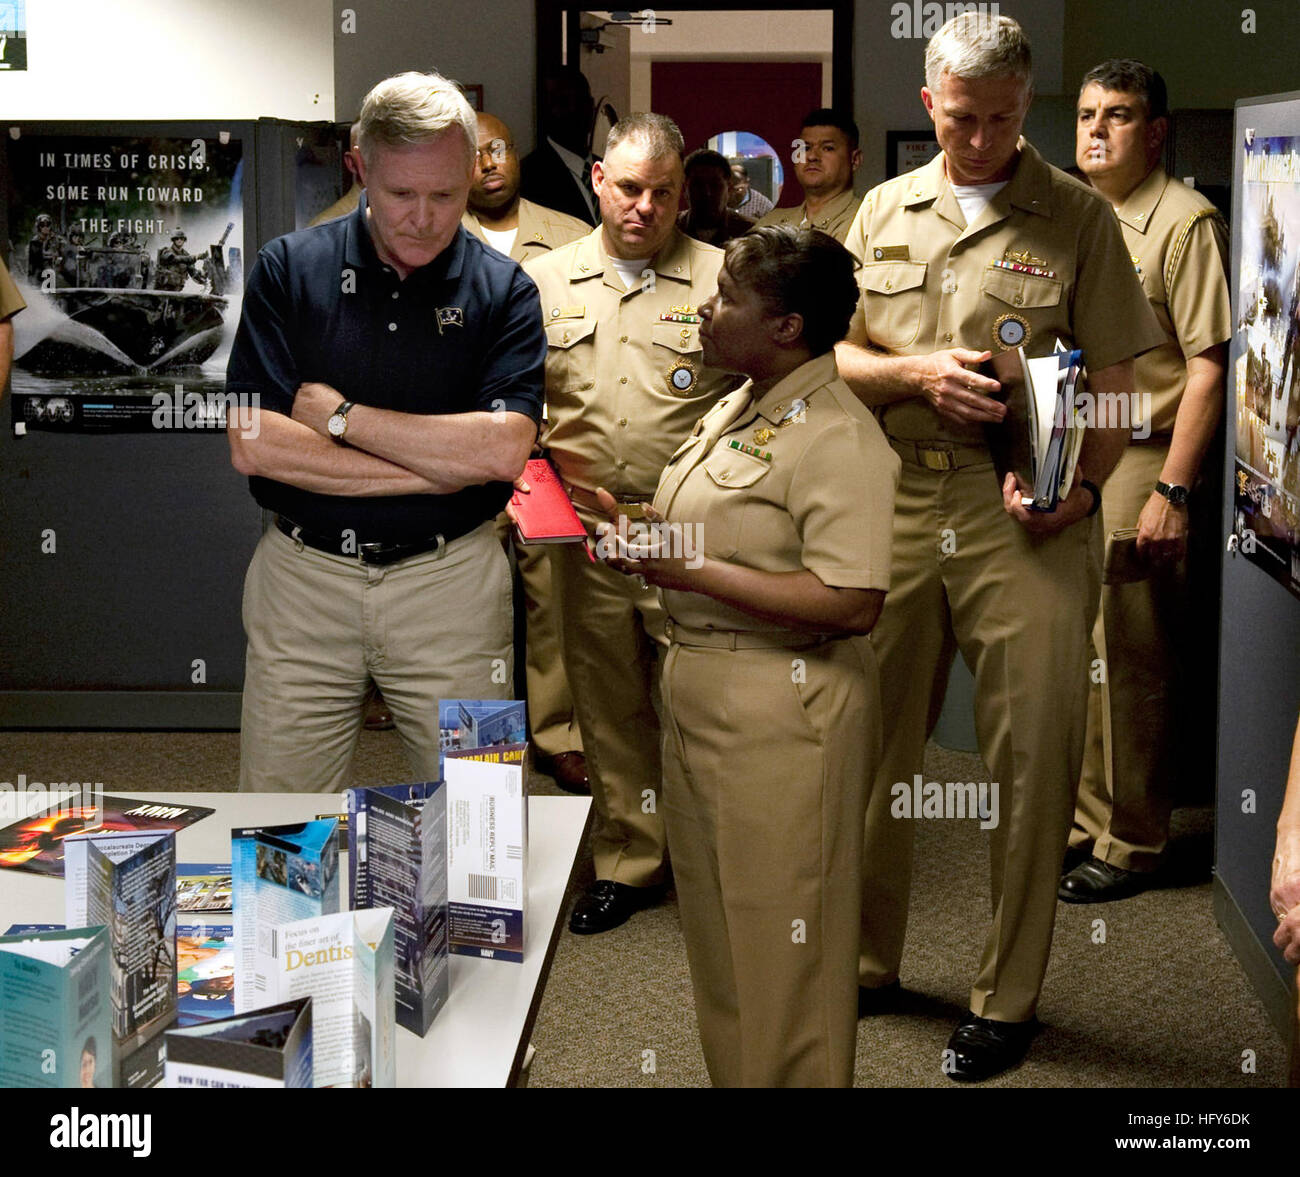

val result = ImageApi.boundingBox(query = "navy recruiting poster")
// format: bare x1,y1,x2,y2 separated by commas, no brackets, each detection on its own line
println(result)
5,133,245,432
1234,131,1300,599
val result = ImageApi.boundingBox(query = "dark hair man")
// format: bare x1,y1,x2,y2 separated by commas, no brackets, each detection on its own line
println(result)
523,113,743,933
1061,59,1231,905
678,148,755,246
728,162,775,219
520,66,600,226
755,108,862,243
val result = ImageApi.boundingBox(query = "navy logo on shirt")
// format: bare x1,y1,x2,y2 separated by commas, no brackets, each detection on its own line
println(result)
437,306,465,333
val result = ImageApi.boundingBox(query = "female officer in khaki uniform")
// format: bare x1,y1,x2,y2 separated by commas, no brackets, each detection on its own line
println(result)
596,226,899,1087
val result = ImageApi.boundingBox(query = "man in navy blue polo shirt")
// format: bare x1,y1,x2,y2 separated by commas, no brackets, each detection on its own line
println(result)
226,71,545,793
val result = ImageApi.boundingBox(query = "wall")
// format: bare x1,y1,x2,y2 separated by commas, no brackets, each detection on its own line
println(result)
623,8,834,112
852,0,1065,190
332,0,537,146
2,0,334,121
1063,0,1300,112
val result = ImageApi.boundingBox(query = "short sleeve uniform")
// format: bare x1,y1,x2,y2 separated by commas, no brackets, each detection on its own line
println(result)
651,352,899,1087
1071,170,1232,871
843,140,1165,445
845,141,1165,1025
653,351,898,627
0,257,26,320
521,227,742,889
462,197,590,266
755,188,862,244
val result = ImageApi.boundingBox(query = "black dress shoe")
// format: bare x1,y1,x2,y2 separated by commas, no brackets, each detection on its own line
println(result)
1060,843,1091,878
568,880,661,935
857,979,902,1017
945,1012,1039,1082
1058,856,1152,904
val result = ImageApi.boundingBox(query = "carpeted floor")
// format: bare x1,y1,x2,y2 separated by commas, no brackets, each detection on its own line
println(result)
0,729,1285,1087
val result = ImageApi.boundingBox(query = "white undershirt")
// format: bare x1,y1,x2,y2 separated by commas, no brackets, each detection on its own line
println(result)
611,257,651,290
480,226,518,256
950,180,1008,226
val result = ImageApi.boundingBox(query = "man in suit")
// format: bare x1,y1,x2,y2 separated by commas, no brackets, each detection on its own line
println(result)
520,66,599,227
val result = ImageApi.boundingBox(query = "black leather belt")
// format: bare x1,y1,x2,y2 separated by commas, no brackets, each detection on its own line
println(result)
275,515,476,566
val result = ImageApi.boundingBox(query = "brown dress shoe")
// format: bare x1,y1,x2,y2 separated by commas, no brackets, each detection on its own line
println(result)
362,685,395,731
541,751,589,794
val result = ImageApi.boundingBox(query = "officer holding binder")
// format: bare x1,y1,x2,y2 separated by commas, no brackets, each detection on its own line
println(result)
834,13,1163,1080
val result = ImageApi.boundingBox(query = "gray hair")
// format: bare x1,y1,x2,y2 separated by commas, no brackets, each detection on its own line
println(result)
604,113,685,162
357,71,476,167
924,12,1033,93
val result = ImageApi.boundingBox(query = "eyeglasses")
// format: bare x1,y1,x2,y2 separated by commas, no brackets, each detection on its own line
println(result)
476,141,516,164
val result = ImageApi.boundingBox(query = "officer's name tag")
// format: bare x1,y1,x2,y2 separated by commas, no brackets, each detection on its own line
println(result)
873,245,910,261
550,305,585,319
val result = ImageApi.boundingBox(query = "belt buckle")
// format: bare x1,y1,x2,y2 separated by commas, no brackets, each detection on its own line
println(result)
920,446,955,472
358,540,390,565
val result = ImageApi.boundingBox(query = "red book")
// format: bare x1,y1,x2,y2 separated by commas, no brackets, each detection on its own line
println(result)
511,458,587,544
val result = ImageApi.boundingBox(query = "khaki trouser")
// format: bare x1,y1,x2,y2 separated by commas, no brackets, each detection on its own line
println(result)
1072,443,1187,870
494,513,584,758
517,542,584,758
239,520,513,793
551,522,667,885
860,451,1101,1022
663,633,878,1087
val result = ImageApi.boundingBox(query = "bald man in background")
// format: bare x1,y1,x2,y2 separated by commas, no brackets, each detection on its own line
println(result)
310,122,363,227
463,113,592,793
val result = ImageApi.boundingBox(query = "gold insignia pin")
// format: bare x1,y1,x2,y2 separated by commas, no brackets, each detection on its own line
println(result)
1004,248,1047,267
754,427,775,445
993,312,1031,350
666,358,699,395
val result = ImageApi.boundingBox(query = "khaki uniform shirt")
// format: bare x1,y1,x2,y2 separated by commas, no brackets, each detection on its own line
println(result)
756,188,862,244
308,185,361,227
525,227,741,498
1111,168,1231,438
843,140,1166,446
0,257,25,319
653,351,900,633
462,197,590,265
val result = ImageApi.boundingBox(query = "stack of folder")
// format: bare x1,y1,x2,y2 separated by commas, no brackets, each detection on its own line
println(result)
985,341,1087,513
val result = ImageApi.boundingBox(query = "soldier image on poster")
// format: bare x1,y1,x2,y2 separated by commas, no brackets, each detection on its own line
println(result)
26,212,59,287
153,228,208,292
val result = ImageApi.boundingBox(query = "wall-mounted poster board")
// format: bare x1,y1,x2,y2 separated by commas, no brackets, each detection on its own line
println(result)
1217,90,1300,1043
4,130,246,434
0,119,320,729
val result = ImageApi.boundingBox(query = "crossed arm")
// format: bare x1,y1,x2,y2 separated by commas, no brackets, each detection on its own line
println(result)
228,384,536,496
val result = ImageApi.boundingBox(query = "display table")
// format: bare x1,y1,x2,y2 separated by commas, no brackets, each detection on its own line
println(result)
0,790,592,1088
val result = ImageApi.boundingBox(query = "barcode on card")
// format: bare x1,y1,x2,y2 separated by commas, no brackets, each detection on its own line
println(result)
468,873,498,901
506,844,522,861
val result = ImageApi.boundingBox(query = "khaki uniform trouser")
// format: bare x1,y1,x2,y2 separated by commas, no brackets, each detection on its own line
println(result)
663,634,878,1088
517,542,584,758
1072,442,1187,870
494,512,584,758
861,452,1101,1022
550,525,667,885
239,520,513,793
